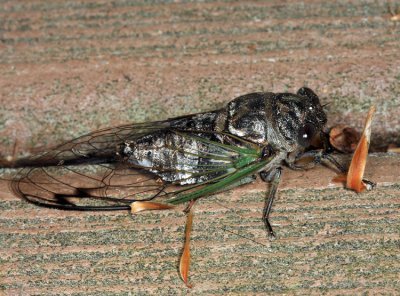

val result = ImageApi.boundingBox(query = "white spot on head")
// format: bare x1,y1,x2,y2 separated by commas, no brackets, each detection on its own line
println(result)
309,106,313,111
303,133,308,138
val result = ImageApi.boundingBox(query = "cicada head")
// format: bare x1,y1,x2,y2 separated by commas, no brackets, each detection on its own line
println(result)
273,87,327,151
222,87,327,152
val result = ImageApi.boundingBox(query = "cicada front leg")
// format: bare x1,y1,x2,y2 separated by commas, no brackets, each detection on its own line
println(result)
287,150,376,190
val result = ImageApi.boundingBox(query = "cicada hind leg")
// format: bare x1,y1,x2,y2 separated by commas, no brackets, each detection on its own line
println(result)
260,167,282,238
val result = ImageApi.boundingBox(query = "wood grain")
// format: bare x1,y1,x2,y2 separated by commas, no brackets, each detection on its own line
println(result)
1,154,399,295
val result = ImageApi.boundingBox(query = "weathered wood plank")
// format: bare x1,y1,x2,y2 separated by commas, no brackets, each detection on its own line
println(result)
1,0,399,294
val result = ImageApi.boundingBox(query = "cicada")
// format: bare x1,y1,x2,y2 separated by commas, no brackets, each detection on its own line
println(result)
4,87,348,236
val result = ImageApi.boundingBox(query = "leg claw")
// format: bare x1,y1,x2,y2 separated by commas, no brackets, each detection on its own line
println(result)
268,230,276,240
363,179,376,191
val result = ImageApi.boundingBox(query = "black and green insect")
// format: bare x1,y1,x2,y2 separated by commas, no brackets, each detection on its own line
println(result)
5,87,354,236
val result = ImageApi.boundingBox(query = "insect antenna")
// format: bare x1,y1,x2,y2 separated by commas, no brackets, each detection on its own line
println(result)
219,224,269,248
322,102,331,110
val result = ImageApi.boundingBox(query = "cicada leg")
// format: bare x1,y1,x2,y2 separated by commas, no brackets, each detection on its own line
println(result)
183,199,197,213
260,167,282,238
319,152,375,188
287,150,376,189
285,149,324,171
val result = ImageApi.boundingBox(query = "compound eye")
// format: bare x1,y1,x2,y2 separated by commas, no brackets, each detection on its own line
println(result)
298,123,315,147
297,87,321,106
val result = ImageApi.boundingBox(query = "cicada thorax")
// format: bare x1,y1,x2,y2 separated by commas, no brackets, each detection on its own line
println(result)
225,92,273,144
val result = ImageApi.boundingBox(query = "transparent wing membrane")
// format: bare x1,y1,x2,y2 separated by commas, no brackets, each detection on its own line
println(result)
10,122,265,211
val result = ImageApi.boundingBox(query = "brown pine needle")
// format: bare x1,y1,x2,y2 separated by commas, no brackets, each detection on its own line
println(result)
179,209,194,288
130,201,174,214
346,106,376,193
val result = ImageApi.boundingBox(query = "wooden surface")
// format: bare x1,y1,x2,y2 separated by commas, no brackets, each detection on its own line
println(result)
1,1,400,295
1,154,400,294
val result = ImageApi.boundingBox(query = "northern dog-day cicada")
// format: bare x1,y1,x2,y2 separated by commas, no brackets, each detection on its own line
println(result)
4,87,353,237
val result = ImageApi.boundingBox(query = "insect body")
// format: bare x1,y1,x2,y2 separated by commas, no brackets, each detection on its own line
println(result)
6,87,336,236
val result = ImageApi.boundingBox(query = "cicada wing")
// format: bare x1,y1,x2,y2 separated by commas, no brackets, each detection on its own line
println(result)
13,121,171,168
10,123,269,211
11,162,174,210
8,121,171,210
